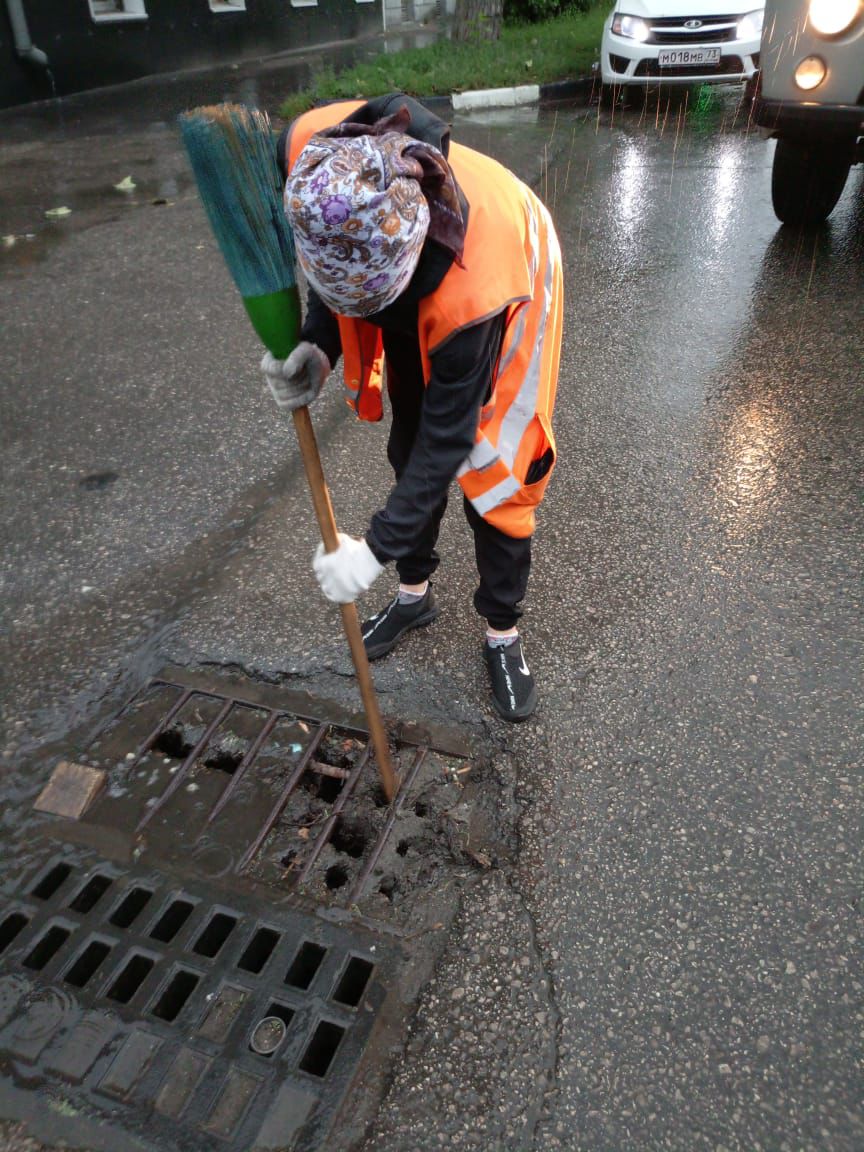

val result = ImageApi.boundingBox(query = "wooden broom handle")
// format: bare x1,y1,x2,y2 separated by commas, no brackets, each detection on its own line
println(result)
291,406,398,802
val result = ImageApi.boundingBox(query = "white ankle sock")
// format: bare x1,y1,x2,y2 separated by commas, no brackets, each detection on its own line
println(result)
398,581,428,604
486,628,518,649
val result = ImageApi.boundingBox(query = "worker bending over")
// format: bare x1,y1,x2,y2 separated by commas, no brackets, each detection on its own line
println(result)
264,93,563,721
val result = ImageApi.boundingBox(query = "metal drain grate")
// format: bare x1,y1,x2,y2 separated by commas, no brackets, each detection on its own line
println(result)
58,672,471,919
1,669,475,1149
0,850,388,1150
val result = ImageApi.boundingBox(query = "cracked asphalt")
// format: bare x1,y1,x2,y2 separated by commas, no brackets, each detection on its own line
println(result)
1,61,863,1152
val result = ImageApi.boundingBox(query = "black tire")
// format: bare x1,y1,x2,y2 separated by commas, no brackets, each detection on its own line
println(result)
599,81,626,108
620,83,649,111
771,137,852,226
599,82,650,110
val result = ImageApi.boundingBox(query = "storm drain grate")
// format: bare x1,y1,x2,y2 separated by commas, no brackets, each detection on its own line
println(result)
2,671,473,1148
123,676,428,900
61,673,471,917
0,850,388,1150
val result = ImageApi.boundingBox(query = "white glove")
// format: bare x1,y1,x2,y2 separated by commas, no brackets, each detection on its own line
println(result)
261,342,330,411
313,534,383,604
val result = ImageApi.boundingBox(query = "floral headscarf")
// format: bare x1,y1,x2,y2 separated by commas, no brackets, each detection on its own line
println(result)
284,107,466,318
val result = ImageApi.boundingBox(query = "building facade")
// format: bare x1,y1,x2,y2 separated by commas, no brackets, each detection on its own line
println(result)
1,0,385,109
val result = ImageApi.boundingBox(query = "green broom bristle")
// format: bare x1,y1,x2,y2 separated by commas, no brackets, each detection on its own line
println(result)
179,103,296,300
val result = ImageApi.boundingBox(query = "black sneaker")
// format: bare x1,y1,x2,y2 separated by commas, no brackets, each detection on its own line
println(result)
361,586,440,660
484,637,537,722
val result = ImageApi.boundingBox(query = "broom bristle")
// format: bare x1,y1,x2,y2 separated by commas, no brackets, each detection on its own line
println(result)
179,103,296,300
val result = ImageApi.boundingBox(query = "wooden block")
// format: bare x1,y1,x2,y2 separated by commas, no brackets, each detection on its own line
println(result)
33,760,106,820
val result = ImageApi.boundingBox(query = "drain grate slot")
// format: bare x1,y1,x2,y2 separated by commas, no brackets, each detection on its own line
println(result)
31,863,72,901
325,864,349,891
285,942,326,990
203,749,242,776
330,816,369,859
264,1002,294,1029
107,953,156,1005
196,984,248,1043
192,912,238,959
299,1020,345,1078
149,898,195,943
151,969,200,1022
153,727,195,762
202,1066,260,1138
332,957,374,1007
22,924,72,970
302,769,344,804
69,873,113,914
109,887,153,929
236,927,280,975
64,939,113,988
0,911,30,954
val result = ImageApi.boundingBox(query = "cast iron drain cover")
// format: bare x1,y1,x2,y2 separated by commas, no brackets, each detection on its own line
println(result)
0,848,388,1150
46,668,474,921
0,668,477,1151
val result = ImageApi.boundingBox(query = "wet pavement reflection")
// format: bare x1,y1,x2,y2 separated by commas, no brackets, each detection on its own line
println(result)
1,70,863,1152
0,28,437,262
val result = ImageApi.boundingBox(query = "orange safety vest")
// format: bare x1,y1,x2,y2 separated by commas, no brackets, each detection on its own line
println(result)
285,101,563,538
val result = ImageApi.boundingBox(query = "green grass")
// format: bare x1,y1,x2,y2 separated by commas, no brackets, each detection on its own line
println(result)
279,6,607,121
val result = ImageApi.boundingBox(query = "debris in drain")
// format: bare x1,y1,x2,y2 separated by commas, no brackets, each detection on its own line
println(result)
41,675,485,927
33,761,106,819
249,1016,286,1056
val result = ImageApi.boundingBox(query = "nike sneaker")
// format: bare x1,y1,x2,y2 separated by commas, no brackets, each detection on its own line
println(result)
483,636,537,722
361,585,440,660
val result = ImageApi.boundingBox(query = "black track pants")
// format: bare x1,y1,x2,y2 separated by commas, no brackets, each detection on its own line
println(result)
385,352,531,631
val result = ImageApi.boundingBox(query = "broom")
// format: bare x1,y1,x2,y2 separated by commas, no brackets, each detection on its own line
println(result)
179,103,397,803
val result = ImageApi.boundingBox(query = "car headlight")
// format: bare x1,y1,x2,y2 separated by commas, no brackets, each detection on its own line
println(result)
736,8,764,40
611,13,651,41
808,0,861,35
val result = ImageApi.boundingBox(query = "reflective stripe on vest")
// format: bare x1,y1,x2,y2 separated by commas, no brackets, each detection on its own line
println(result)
454,184,562,536
494,197,559,474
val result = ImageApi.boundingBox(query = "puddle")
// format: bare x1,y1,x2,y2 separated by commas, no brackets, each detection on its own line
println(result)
0,128,195,271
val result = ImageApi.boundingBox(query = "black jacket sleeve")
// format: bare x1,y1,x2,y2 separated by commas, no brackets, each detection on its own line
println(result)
300,285,342,370
365,312,505,564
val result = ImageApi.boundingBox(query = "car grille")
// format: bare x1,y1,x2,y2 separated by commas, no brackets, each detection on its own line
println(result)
648,15,741,44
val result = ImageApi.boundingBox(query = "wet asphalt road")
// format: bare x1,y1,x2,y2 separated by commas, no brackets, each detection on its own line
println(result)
1,65,863,1152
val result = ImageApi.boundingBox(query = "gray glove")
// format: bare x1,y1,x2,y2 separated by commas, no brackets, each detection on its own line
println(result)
261,342,330,411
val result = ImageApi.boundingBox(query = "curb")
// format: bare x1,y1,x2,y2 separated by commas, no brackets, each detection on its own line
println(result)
453,83,541,111
421,76,597,116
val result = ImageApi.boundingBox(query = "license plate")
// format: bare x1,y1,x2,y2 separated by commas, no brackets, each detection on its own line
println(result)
658,47,721,68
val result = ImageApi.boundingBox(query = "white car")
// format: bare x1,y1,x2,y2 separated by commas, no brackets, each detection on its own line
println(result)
600,1,763,88
752,0,864,224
